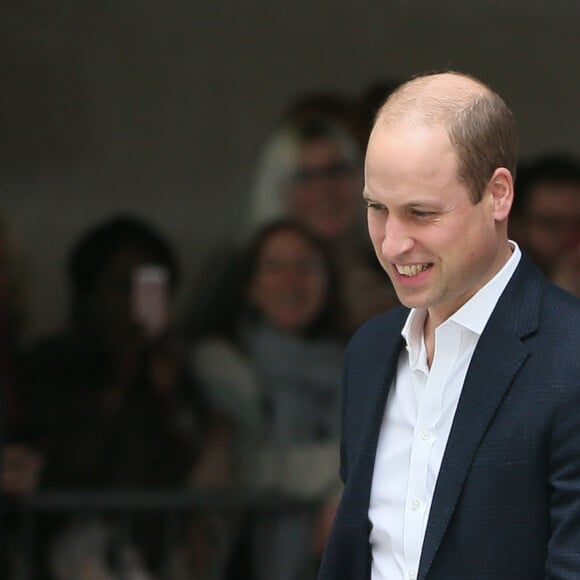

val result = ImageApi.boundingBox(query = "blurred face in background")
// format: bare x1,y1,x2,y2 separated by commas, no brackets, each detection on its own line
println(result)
287,138,362,241
517,183,580,273
249,228,329,334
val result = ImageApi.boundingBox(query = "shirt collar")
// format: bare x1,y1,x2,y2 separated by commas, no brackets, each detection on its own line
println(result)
401,241,522,353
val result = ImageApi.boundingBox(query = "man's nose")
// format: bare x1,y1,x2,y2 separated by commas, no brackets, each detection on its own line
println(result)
381,216,414,258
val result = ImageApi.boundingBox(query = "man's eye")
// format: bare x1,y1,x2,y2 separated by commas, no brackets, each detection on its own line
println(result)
411,209,436,218
365,200,386,211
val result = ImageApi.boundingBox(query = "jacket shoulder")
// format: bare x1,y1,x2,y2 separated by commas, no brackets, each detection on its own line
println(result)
535,283,580,365
542,282,580,326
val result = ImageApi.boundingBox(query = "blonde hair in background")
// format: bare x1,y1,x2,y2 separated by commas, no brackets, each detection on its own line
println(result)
243,118,363,240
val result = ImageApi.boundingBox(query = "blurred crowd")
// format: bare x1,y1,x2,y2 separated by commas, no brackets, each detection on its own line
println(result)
1,79,579,580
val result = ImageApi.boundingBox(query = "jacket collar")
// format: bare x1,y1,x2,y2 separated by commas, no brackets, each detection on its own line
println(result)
418,254,544,579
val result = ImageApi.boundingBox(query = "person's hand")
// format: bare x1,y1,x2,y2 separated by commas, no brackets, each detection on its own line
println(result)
148,335,183,398
312,497,339,557
1,444,43,496
189,420,235,489
102,330,180,410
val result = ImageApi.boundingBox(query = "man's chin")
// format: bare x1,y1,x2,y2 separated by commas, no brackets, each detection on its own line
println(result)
394,289,431,311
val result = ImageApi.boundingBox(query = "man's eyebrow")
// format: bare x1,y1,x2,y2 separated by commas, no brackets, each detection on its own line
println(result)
403,199,442,209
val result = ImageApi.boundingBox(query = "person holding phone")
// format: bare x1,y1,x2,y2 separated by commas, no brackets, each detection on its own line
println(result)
20,214,224,578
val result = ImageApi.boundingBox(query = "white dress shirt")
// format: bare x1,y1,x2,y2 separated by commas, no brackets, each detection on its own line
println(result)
369,243,521,580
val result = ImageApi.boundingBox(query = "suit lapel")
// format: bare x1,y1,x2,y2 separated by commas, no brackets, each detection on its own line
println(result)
418,256,544,579
351,322,407,503
333,308,408,572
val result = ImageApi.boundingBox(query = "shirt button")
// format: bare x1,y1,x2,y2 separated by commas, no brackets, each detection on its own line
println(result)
409,571,417,580
411,498,421,511
420,429,433,441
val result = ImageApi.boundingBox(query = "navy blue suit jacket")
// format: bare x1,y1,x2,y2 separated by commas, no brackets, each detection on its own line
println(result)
318,255,580,579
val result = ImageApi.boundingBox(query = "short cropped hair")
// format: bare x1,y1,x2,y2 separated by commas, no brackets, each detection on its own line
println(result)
377,71,518,203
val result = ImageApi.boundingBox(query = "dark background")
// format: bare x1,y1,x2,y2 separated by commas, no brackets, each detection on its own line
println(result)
1,0,579,339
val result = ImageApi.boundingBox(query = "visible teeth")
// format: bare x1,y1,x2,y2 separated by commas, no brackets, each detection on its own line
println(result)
395,264,429,277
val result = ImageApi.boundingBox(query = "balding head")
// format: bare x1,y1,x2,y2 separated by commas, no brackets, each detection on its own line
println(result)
374,72,518,203
377,72,486,126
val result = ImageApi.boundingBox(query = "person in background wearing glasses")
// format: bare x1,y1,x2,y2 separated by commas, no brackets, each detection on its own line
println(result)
186,116,399,346
246,117,400,337
510,152,580,296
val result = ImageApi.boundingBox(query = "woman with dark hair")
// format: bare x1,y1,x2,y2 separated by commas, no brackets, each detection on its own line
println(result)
192,219,345,580
186,116,398,347
244,116,399,336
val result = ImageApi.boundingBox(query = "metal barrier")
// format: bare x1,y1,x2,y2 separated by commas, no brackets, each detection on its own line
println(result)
3,489,320,580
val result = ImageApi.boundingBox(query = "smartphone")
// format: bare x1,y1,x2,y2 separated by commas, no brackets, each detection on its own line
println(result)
131,265,170,338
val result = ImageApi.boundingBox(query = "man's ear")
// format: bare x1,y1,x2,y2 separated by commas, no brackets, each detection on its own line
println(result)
487,167,514,222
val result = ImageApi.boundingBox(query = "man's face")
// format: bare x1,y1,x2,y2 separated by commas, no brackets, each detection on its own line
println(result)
287,138,362,241
364,122,507,326
520,183,580,273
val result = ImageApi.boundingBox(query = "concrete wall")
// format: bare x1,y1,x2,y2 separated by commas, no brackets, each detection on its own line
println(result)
1,0,579,339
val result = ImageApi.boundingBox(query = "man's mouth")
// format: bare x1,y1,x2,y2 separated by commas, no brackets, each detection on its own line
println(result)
394,263,432,277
